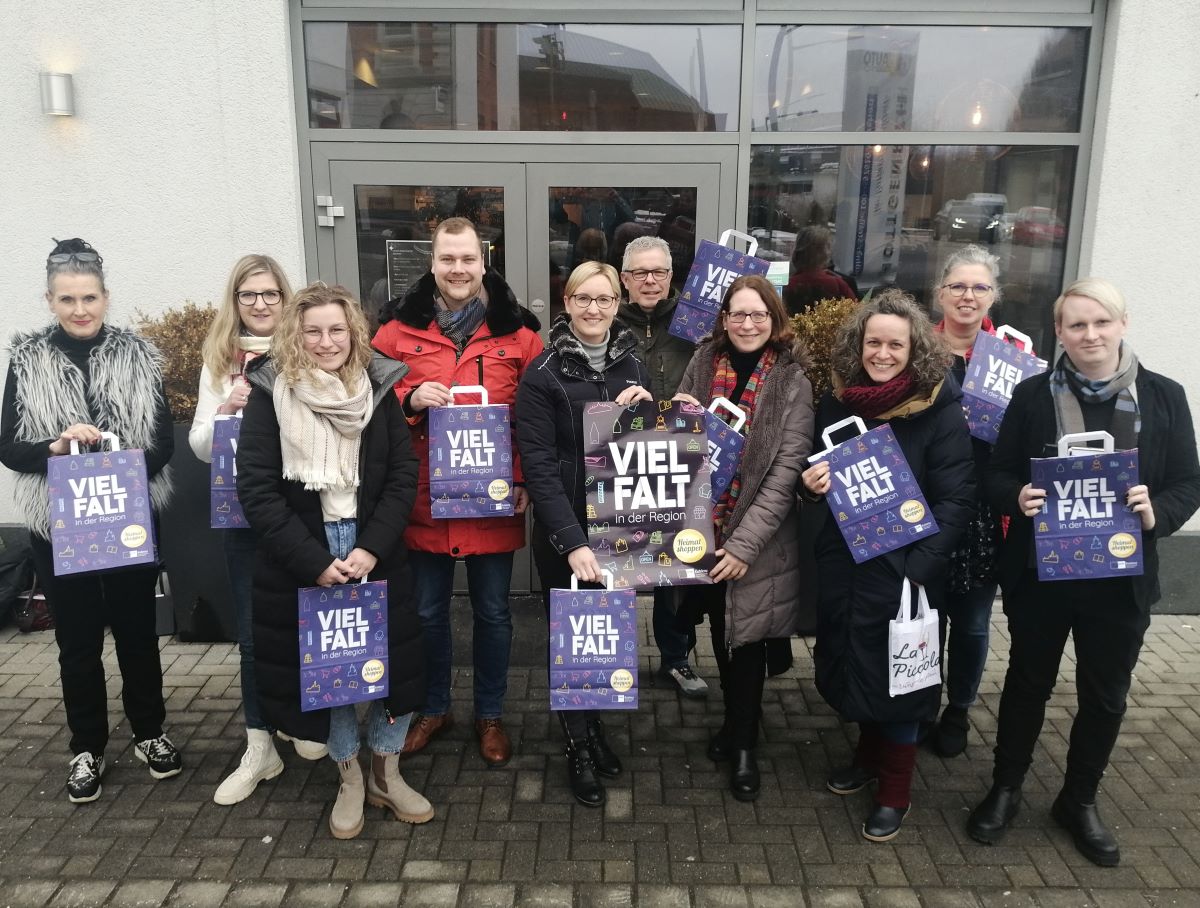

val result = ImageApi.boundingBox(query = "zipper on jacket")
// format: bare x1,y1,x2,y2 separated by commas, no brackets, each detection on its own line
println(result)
476,354,484,386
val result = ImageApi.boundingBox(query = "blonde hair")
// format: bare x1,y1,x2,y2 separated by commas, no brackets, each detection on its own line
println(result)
272,283,372,390
1053,277,1126,325
564,261,620,300
202,255,294,391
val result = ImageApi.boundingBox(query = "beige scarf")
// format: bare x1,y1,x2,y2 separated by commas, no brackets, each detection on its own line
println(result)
273,369,372,490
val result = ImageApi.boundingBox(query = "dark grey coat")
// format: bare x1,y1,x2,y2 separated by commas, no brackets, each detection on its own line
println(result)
677,338,815,648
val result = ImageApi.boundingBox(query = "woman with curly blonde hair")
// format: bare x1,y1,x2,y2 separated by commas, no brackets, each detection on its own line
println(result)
802,289,975,842
236,282,434,838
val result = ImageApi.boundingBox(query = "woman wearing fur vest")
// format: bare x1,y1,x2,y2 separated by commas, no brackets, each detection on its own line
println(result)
0,238,181,805
673,274,815,802
515,261,652,808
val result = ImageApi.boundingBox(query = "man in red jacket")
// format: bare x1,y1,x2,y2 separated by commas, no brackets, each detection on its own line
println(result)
373,217,543,766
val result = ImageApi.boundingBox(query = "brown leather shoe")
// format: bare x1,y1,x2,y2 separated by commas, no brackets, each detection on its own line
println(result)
475,718,512,767
402,714,453,756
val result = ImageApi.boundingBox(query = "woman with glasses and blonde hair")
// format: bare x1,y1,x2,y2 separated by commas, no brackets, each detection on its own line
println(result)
236,282,432,839
515,261,651,807
191,255,331,805
673,274,815,801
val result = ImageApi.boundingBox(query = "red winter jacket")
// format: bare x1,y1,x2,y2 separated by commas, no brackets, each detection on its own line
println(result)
372,269,544,556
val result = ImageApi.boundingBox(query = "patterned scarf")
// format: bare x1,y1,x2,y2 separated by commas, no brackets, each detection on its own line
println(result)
709,347,777,540
839,370,917,419
274,369,372,491
1050,341,1140,450
434,295,487,353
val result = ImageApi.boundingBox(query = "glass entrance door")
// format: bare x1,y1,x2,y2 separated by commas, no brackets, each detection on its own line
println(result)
312,146,734,590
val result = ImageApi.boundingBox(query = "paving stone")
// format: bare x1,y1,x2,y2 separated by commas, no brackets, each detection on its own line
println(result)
281,883,349,907
221,882,288,907
166,881,232,908
459,883,516,908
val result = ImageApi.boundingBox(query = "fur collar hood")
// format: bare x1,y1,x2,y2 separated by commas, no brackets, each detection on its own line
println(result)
385,269,540,337
548,313,640,372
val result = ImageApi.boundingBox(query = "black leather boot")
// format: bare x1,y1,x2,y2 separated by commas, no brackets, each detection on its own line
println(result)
707,727,732,763
730,748,760,802
1051,793,1120,866
565,744,605,808
933,704,970,758
862,804,909,842
826,763,877,795
967,784,1022,844
585,718,622,779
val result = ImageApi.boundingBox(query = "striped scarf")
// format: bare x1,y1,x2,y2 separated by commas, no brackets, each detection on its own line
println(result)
709,347,777,540
1050,342,1140,450
434,296,487,353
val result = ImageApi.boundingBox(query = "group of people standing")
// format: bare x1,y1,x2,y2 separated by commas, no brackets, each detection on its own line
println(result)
3,225,1197,869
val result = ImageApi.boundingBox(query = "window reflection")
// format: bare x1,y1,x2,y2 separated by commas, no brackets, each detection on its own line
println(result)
305,23,739,131
749,144,1076,353
754,25,1087,133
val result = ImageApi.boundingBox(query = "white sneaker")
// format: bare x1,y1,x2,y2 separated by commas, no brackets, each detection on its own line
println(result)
214,729,284,805
277,731,328,760
660,663,709,699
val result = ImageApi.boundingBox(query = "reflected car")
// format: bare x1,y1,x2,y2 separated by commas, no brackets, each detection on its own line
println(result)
932,200,1001,243
1012,206,1066,246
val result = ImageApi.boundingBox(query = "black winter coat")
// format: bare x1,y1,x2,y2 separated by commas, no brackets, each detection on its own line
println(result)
514,315,651,557
237,353,424,741
812,379,976,724
988,365,1200,611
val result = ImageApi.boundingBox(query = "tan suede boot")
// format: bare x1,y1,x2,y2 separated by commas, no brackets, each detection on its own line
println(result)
329,757,365,839
367,752,434,824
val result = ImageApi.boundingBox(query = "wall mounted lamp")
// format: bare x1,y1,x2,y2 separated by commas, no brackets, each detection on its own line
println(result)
40,72,75,116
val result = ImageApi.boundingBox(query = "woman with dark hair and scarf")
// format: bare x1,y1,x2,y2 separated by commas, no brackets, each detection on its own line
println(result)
802,289,974,842
967,278,1200,867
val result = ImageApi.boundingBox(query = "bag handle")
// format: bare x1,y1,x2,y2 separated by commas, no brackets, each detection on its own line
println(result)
68,431,121,456
1057,431,1114,457
717,229,759,258
893,578,928,623
446,385,490,407
994,324,1034,353
569,569,615,591
808,415,868,463
707,397,747,432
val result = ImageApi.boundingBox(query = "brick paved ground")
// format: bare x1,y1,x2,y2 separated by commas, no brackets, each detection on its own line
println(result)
1,598,1199,907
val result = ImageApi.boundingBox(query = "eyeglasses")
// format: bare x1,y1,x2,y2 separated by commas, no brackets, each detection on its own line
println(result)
237,290,283,307
725,311,770,325
623,268,670,282
569,294,618,310
941,282,994,298
48,251,102,265
302,327,349,343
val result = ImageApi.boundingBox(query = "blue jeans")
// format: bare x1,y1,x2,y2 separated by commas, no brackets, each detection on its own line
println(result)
941,583,997,709
409,549,513,719
652,587,695,669
224,528,265,730
322,519,411,760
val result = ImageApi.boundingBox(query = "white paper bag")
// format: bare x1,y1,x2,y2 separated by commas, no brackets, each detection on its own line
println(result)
888,579,942,697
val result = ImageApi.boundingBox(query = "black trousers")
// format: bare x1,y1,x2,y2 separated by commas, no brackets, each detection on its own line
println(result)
532,524,599,742
993,571,1148,802
31,535,166,757
692,583,766,749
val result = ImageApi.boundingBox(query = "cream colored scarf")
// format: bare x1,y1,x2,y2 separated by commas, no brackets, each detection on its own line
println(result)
273,369,372,490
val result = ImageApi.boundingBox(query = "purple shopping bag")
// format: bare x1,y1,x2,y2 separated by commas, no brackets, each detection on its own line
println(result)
428,385,515,519
669,230,770,343
549,572,638,711
960,325,1047,443
210,415,248,529
46,432,157,576
1030,431,1143,582
298,579,389,712
703,397,747,502
810,416,940,564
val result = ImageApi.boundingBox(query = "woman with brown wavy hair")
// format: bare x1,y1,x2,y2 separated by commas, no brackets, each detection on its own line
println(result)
801,289,975,841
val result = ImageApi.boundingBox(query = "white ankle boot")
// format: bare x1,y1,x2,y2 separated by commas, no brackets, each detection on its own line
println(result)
329,757,365,839
367,752,434,824
214,728,284,805
277,730,328,760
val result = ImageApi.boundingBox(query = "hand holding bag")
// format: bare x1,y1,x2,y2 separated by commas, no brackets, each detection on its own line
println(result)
888,579,941,697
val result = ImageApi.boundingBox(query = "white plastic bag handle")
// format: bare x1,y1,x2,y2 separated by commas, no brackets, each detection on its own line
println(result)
717,229,759,258
569,569,615,591
707,397,747,432
446,385,489,407
995,324,1034,352
894,578,929,623
808,415,868,463
1057,431,1114,457
68,431,121,456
